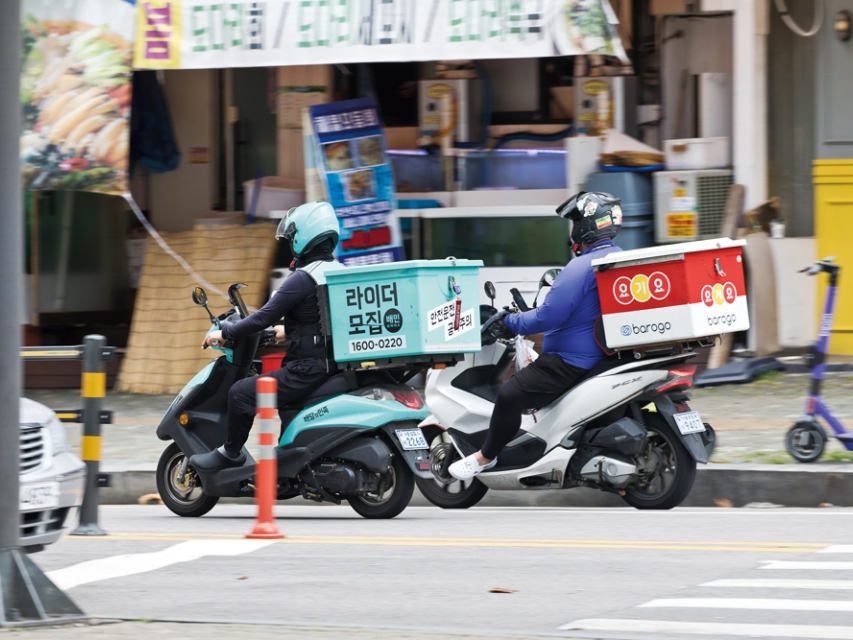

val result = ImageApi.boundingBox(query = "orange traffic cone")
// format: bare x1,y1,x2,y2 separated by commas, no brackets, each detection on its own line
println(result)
247,376,284,539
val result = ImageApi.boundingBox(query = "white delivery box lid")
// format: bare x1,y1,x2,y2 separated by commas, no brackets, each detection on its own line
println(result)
592,238,749,350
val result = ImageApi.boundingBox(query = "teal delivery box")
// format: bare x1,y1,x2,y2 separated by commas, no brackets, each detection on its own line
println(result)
323,259,483,368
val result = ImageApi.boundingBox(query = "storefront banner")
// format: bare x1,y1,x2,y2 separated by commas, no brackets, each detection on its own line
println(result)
134,0,626,70
21,0,135,195
308,98,404,266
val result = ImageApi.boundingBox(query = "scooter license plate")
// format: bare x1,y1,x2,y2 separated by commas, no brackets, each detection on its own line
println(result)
674,411,705,435
395,429,429,450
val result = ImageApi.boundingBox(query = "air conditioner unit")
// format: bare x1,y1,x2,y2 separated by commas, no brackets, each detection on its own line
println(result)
654,169,733,243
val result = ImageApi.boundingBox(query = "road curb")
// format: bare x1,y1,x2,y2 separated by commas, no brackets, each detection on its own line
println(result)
100,463,853,508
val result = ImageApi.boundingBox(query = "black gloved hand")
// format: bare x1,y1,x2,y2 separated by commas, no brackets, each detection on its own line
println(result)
481,309,515,345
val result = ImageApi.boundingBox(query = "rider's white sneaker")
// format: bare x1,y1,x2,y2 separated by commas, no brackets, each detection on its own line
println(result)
449,454,497,480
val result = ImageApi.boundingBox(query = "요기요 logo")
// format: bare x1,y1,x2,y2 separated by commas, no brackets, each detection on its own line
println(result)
702,283,737,307
613,272,671,305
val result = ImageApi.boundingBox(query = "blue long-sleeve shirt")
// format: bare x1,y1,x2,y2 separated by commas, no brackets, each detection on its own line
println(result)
504,240,622,369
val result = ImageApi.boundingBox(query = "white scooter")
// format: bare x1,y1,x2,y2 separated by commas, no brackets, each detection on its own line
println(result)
414,273,715,510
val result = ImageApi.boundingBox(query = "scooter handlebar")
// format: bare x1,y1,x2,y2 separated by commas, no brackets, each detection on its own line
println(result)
800,259,840,277
800,264,823,275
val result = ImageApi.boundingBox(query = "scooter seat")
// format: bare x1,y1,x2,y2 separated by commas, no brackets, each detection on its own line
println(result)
284,370,391,409
275,371,393,446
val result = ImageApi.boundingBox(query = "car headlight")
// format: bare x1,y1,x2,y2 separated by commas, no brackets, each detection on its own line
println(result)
47,415,71,455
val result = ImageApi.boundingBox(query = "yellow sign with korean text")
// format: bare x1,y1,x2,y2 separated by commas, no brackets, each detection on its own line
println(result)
134,0,182,69
666,213,697,238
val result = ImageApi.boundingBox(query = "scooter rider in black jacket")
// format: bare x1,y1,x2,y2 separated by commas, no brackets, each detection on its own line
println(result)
190,201,344,472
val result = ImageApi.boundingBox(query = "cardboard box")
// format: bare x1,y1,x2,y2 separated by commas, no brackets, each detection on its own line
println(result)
592,238,749,349
651,0,687,15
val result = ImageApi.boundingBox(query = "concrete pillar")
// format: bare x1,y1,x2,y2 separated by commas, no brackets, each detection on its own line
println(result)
733,0,770,209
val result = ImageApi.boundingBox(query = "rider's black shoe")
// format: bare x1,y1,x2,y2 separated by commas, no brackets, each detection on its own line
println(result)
190,448,246,472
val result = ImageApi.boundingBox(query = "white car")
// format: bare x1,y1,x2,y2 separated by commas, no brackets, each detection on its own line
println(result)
19,398,86,552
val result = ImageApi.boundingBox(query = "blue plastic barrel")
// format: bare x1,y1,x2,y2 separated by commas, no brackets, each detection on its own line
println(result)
584,172,654,251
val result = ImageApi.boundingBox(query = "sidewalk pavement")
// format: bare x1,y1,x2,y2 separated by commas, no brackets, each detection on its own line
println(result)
27,372,853,471
23,372,853,508
1,620,565,640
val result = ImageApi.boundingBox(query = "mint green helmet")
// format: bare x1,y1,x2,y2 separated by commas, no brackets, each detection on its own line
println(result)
275,201,340,256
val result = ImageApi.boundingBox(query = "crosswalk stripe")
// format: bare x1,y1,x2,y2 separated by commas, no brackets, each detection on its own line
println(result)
821,546,853,554
559,619,853,638
763,561,853,571
46,540,275,590
639,598,853,611
702,578,853,590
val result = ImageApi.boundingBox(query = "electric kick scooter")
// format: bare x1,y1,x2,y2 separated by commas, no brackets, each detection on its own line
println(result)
786,258,850,462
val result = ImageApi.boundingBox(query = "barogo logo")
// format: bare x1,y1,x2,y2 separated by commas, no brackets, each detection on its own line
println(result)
621,322,672,336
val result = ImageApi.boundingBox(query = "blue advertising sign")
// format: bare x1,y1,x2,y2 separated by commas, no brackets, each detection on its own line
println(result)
308,98,404,266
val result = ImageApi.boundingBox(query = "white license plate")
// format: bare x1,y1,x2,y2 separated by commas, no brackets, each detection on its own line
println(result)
19,482,60,512
674,411,706,435
395,429,428,451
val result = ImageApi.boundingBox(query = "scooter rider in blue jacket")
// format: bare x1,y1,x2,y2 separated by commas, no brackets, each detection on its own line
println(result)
191,201,343,473
449,192,624,480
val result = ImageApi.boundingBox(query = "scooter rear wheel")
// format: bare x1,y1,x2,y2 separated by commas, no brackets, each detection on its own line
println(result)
622,413,697,510
157,443,220,517
786,421,827,463
347,452,414,519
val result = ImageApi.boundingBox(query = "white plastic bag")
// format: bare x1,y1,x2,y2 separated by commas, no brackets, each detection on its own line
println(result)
514,337,539,372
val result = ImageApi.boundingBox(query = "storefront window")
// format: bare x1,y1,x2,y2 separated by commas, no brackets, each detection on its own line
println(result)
425,217,569,267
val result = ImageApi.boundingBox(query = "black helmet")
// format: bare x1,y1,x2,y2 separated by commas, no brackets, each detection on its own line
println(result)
556,191,623,255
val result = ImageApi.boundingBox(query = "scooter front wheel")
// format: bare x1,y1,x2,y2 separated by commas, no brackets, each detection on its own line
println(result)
156,442,220,517
347,452,414,519
414,436,489,509
415,474,488,510
786,421,827,463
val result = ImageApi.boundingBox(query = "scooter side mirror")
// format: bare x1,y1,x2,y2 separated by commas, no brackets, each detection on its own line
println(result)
192,286,218,324
484,281,496,304
192,287,209,307
539,268,561,289
533,268,562,308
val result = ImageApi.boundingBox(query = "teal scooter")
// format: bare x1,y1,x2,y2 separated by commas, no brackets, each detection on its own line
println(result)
155,283,431,519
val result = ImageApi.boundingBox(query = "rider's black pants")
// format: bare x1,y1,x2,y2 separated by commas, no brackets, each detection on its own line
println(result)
481,353,587,460
224,357,332,454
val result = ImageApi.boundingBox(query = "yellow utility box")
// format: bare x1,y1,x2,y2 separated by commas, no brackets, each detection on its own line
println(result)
814,160,853,353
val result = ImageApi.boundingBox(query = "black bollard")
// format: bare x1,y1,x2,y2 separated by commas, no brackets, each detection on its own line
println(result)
0,0,84,622
71,335,108,536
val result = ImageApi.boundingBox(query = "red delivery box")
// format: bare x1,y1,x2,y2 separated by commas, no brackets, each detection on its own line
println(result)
591,238,749,350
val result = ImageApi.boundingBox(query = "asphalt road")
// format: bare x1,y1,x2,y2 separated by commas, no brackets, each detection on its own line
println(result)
8,504,853,639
